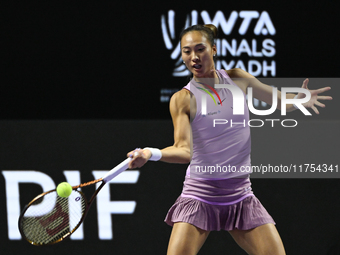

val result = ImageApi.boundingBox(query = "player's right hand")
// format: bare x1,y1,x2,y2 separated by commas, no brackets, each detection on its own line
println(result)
127,148,151,169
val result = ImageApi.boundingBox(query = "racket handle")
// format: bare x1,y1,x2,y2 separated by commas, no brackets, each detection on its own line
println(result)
103,157,132,183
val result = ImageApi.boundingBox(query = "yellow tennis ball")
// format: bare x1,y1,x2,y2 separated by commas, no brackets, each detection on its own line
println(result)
56,182,73,197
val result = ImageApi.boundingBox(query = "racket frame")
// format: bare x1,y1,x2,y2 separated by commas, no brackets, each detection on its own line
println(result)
18,157,131,245
18,179,105,245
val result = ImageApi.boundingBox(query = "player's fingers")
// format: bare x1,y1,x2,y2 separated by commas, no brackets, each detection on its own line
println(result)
314,101,325,108
133,148,143,158
129,157,147,169
315,86,331,94
127,150,134,158
312,105,319,114
127,148,141,158
317,95,333,101
302,78,309,89
129,157,139,169
127,148,142,168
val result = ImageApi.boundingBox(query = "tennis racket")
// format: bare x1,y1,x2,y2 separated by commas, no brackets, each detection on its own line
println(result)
18,157,132,246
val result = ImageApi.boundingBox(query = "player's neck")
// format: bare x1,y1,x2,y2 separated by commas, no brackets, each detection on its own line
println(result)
194,71,219,89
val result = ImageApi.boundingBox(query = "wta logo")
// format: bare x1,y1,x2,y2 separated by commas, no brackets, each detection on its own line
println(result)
161,10,276,77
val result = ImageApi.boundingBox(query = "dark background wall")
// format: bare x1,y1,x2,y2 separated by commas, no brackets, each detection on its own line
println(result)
1,1,339,254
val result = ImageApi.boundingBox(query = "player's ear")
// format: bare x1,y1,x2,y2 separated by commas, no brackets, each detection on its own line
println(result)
212,45,217,57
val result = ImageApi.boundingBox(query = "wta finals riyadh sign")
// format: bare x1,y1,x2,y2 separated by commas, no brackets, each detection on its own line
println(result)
161,10,276,77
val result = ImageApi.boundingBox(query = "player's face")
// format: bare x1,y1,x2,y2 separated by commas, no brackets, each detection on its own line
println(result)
181,31,217,79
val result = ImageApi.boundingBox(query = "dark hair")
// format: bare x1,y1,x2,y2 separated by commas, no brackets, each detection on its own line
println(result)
179,24,218,46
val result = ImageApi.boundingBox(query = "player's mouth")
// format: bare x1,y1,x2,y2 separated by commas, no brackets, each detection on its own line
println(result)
192,64,202,70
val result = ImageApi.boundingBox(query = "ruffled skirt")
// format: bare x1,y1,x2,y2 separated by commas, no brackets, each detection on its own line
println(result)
164,195,275,231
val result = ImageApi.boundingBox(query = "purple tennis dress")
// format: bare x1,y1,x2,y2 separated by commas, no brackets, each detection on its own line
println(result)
164,69,275,231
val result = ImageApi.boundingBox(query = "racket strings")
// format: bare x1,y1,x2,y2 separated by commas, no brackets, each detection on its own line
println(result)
20,190,86,245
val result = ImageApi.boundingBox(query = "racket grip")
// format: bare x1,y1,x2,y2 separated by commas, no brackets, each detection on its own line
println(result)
103,157,132,183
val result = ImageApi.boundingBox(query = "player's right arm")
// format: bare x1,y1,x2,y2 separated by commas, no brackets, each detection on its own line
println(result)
159,89,191,163
127,89,191,169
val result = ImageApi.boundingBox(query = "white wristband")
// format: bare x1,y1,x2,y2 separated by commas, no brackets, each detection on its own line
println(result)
293,94,299,109
143,147,162,161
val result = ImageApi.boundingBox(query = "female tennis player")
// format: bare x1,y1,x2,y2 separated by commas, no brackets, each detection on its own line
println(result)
127,24,332,255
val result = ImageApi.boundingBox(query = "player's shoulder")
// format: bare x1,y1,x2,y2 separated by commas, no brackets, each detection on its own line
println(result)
169,89,190,113
170,89,190,104
225,68,254,79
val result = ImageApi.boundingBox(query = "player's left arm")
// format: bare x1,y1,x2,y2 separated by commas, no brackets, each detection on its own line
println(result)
226,68,332,114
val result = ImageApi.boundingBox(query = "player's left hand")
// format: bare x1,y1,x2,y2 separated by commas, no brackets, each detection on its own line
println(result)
298,78,333,114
